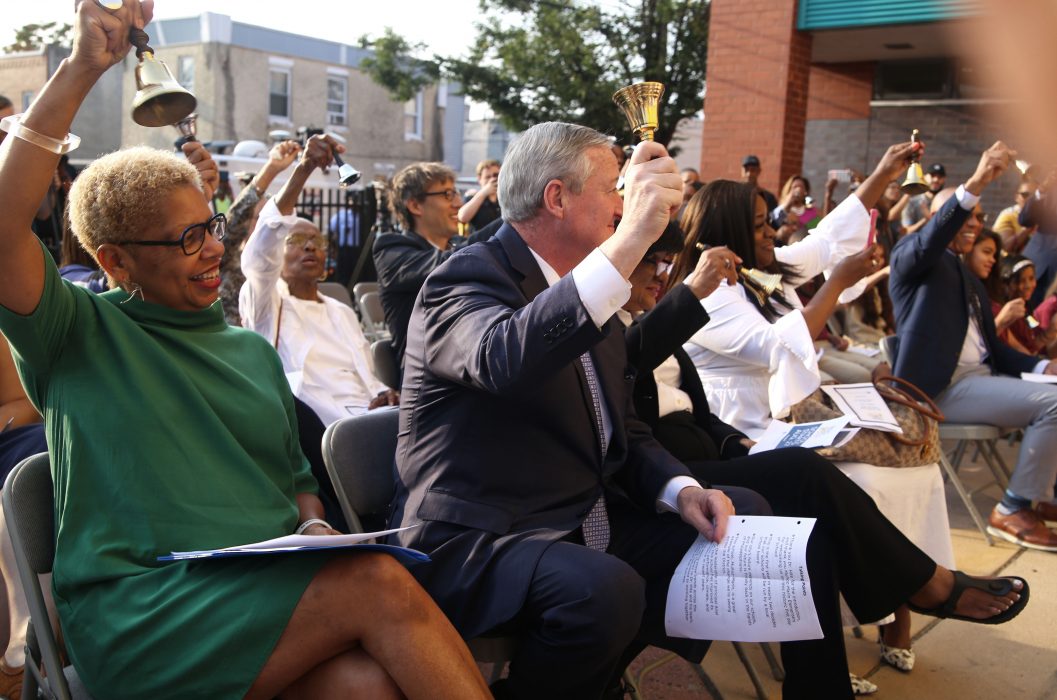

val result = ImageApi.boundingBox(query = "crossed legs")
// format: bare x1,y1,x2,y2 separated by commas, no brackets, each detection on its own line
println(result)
246,553,490,700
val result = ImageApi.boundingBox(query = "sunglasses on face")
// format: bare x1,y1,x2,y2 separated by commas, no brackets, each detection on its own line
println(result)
112,213,227,256
284,231,329,251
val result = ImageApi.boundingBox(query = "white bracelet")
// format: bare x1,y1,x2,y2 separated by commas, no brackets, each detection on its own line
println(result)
0,114,80,155
295,518,331,535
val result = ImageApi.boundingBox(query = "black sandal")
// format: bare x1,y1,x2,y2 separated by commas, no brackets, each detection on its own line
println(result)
907,571,1029,625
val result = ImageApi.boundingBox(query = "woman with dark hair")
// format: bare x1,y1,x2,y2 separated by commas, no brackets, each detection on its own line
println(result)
623,219,1029,698
672,142,961,679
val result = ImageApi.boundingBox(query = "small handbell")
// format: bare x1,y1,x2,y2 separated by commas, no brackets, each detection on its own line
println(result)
130,28,197,127
900,129,929,196
612,82,665,142
739,267,784,305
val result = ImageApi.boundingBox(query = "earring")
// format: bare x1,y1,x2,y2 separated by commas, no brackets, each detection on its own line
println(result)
119,281,144,304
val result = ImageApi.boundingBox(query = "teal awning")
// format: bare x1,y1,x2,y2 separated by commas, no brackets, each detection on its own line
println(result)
797,0,981,30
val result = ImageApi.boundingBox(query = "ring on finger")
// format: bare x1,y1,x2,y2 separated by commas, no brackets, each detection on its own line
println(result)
724,259,732,270
95,0,124,10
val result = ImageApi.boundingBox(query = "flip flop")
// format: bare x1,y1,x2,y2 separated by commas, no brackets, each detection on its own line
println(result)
907,571,1029,625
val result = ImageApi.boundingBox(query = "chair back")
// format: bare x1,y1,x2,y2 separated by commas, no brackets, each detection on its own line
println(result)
2,453,84,700
358,291,389,341
371,339,401,391
321,408,400,534
352,282,379,304
318,282,354,308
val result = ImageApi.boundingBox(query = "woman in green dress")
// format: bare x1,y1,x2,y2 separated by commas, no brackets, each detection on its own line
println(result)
0,2,491,699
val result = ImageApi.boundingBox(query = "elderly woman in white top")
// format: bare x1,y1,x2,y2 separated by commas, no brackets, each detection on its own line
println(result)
240,135,397,427
672,142,956,678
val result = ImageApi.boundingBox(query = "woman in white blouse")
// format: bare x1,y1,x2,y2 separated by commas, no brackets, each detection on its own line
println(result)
240,134,397,427
672,142,955,678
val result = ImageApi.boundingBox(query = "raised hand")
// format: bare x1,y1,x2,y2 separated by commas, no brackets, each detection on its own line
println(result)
966,142,1016,196
71,0,153,76
181,141,219,201
618,141,683,249
684,245,741,299
832,244,885,289
299,134,344,173
268,140,302,171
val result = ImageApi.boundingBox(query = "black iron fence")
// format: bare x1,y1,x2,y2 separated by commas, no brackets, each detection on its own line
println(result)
296,186,382,286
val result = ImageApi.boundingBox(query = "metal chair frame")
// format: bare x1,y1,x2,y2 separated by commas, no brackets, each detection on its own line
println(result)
3,453,93,700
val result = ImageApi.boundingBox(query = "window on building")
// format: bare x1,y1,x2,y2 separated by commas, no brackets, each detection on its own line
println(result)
21,91,33,111
874,60,952,100
269,68,291,120
327,76,347,127
404,90,423,140
177,55,195,92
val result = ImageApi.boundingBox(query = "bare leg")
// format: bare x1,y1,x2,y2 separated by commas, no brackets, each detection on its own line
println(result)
880,605,912,648
244,553,491,700
279,647,403,700
909,566,1023,619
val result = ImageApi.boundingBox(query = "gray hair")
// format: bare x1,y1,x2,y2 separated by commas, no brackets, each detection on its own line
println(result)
498,122,612,222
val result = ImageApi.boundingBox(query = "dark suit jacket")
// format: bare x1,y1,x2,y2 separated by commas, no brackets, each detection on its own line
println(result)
1020,194,1057,309
625,284,747,459
889,193,1037,397
389,224,694,638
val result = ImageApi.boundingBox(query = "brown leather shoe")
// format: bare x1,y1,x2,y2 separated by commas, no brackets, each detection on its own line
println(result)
987,507,1057,552
1035,500,1057,524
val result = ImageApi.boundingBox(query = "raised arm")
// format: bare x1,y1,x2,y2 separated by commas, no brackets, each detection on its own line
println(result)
891,142,1013,282
0,1,152,314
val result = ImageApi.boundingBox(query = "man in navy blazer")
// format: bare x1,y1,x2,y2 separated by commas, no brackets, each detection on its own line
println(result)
889,142,1057,551
390,124,738,698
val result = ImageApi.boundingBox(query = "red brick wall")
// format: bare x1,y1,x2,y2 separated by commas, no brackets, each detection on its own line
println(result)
700,0,813,193
806,62,875,120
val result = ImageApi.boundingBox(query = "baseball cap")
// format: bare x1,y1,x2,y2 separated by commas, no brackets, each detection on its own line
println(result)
742,155,761,168
927,163,946,177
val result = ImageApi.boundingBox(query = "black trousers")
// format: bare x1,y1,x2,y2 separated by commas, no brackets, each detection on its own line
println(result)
686,447,937,700
498,486,770,700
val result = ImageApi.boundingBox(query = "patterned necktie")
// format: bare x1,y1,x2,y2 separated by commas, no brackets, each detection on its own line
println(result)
579,351,610,552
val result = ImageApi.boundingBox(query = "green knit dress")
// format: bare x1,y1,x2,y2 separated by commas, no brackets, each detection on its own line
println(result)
0,245,332,698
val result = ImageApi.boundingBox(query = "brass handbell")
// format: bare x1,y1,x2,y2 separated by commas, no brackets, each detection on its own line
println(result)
130,28,197,127
612,82,665,141
900,129,928,196
693,242,784,302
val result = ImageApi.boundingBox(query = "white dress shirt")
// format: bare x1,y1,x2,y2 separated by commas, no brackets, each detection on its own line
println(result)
239,199,388,426
527,248,700,513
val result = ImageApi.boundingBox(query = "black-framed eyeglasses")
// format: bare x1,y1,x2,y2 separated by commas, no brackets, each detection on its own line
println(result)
112,213,227,256
423,189,459,203
644,256,674,277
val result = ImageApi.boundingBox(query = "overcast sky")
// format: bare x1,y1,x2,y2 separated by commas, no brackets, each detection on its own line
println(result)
0,1,482,58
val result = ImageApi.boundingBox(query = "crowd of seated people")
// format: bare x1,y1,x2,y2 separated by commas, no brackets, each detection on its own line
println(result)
0,2,1051,698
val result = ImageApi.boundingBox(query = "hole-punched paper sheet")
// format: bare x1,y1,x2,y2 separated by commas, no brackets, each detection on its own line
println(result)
665,516,822,642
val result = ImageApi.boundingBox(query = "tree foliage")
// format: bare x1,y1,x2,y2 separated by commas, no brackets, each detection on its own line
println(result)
359,28,440,104
3,22,72,54
360,0,709,147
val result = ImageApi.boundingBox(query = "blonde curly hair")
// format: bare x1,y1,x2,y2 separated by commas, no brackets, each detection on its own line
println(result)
69,146,202,257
